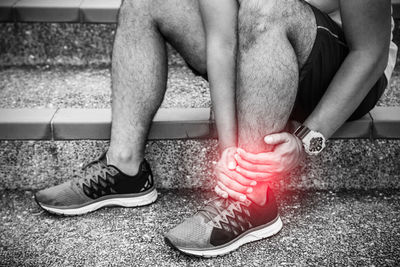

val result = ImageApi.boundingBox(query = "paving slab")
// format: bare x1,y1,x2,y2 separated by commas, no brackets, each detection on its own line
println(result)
52,108,111,140
148,108,211,140
0,108,56,140
0,0,18,22
15,0,82,23
80,0,121,23
330,114,372,139
50,108,211,140
0,189,399,266
370,107,400,139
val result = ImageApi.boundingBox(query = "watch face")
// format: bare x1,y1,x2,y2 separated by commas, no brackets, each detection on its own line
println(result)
309,136,324,153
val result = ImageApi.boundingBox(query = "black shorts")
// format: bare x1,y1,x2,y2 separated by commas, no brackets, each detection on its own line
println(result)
291,4,388,122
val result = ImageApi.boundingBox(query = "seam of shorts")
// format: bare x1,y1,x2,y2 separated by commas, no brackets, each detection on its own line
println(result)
317,26,347,47
317,26,339,39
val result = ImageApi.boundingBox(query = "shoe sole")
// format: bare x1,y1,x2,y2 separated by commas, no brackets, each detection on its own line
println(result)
166,216,283,258
35,189,158,216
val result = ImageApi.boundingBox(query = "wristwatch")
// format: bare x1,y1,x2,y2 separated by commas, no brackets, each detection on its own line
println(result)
293,125,326,155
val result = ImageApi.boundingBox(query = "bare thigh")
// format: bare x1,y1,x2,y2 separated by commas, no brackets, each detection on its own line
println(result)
121,0,207,75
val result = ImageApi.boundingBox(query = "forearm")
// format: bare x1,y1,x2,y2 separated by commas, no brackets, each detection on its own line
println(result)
199,0,239,153
208,43,238,152
304,50,388,139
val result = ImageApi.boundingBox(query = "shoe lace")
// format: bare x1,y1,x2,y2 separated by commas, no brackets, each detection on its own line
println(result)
74,156,109,188
199,197,237,226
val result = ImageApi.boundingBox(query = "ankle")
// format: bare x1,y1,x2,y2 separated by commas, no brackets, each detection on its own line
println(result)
107,149,143,176
247,183,269,206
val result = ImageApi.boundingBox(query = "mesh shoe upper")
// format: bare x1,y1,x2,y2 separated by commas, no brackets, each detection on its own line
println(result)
35,152,154,208
165,214,214,249
35,180,91,207
165,187,279,249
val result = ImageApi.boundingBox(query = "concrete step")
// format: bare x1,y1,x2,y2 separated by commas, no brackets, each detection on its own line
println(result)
0,52,399,192
0,66,210,109
0,65,400,108
0,64,399,191
1,21,400,67
0,189,399,266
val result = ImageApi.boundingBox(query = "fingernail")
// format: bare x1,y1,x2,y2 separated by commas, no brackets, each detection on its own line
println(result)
247,187,253,193
228,162,236,170
251,181,257,186
240,195,247,201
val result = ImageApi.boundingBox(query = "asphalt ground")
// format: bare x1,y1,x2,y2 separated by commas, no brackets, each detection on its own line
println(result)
0,189,399,266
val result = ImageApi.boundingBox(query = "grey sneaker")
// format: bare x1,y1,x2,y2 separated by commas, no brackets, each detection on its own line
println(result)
34,152,157,216
164,187,282,257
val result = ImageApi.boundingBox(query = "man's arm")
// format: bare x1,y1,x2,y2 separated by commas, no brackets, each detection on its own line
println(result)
304,0,391,138
199,0,239,152
200,0,257,201
223,0,392,183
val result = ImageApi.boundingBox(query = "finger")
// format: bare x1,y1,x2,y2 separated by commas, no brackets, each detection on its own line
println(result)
227,161,237,170
235,166,274,182
264,133,291,145
217,181,247,202
234,154,277,173
217,166,257,186
215,185,228,199
236,148,271,164
217,172,253,194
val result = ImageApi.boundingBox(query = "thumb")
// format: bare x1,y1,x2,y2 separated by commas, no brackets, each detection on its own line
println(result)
264,133,290,145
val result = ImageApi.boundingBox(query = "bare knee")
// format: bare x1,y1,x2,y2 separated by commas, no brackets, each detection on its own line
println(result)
238,0,290,50
238,0,294,26
118,0,153,26
238,0,314,57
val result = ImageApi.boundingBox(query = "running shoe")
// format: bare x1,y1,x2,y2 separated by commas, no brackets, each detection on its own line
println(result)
164,187,282,257
34,152,157,215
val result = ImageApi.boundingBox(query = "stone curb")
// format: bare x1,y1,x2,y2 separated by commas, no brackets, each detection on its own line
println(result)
0,107,399,140
0,108,212,140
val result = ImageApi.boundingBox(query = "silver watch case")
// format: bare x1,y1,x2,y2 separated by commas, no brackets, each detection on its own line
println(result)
302,130,326,155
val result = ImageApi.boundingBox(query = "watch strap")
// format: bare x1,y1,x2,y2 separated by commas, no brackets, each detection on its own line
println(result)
293,125,311,140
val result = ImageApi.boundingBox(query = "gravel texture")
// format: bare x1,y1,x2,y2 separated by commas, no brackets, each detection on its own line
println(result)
0,65,210,109
0,23,116,67
0,189,399,266
1,21,400,67
1,139,399,191
0,65,399,108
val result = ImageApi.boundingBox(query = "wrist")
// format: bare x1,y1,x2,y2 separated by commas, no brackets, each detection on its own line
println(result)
218,139,237,156
293,125,326,155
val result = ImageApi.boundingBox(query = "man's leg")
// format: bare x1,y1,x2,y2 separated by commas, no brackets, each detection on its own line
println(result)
165,0,318,256
108,0,207,175
236,0,316,204
34,0,207,215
